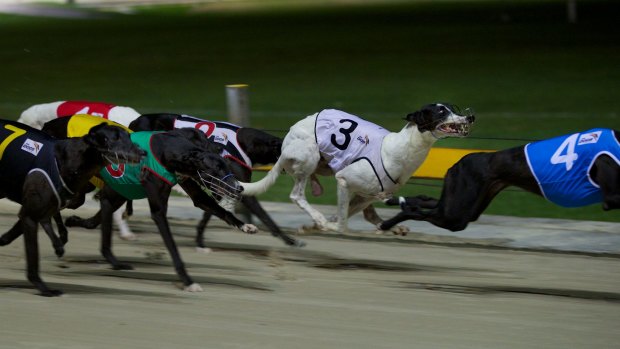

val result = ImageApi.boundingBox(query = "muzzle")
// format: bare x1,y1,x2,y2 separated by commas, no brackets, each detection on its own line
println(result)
196,171,243,201
432,107,475,139
102,148,145,165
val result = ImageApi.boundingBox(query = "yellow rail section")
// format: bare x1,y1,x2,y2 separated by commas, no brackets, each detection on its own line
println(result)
253,147,495,180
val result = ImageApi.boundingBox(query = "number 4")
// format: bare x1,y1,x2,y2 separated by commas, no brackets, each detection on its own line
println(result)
550,133,579,171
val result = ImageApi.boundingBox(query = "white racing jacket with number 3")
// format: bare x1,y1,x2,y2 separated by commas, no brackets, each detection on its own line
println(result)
314,109,397,192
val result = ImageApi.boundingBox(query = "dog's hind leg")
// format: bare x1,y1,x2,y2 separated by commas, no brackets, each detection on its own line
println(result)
53,213,68,245
0,219,25,246
99,188,134,270
40,219,64,258
592,154,620,210
114,208,136,241
385,195,439,209
65,211,102,229
22,216,62,296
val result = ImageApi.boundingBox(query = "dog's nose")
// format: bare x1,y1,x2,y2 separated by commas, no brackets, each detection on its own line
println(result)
238,185,244,193
467,115,476,123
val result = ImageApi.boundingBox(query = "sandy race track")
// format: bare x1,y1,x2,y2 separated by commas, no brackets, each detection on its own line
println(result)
0,196,619,349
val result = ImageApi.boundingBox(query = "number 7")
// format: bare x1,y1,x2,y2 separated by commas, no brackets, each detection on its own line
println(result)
0,124,27,160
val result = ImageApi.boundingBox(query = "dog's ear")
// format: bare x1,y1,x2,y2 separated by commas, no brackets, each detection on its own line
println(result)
83,123,112,148
404,110,425,124
203,139,224,155
404,106,438,133
166,149,203,173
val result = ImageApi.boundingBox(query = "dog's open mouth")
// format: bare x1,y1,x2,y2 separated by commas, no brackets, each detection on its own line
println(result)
434,107,475,138
196,171,243,201
436,122,471,137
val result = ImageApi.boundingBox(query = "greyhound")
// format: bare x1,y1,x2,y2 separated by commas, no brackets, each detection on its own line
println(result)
0,119,144,296
19,101,141,239
44,115,258,292
129,113,305,248
380,128,620,231
239,104,475,234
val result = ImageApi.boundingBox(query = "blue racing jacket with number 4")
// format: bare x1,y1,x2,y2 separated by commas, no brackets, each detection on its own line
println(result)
524,128,620,207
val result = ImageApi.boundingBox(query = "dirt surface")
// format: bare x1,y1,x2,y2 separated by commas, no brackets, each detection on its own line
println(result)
0,198,619,349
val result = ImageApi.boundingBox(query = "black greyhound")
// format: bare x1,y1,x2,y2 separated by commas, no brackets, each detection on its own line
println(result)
380,128,620,232
129,113,305,248
0,119,144,296
43,115,257,292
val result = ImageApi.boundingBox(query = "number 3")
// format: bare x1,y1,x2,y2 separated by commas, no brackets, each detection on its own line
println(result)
0,124,27,160
550,133,579,171
331,119,358,150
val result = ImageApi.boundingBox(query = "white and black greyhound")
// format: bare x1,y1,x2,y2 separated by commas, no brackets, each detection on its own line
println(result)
239,103,475,234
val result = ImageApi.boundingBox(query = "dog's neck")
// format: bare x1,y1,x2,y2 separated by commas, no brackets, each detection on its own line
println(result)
54,139,105,193
382,123,438,184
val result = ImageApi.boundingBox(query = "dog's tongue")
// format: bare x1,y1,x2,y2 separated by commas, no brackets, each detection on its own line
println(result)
311,177,323,196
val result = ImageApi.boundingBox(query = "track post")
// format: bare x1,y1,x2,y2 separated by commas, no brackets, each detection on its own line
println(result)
226,84,252,222
226,84,250,127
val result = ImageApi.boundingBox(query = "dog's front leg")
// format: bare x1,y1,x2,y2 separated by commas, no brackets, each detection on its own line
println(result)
333,176,351,233
145,180,202,292
40,219,64,258
53,213,69,245
21,217,62,296
241,195,305,247
179,179,258,235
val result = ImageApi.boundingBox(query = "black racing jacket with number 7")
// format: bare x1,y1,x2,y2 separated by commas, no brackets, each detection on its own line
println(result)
0,120,69,209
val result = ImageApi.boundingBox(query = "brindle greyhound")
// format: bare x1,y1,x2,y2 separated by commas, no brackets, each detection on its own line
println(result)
0,120,144,296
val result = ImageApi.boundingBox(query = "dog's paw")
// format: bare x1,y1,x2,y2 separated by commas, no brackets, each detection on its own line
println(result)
241,224,259,234
39,289,63,297
54,246,65,258
324,222,341,232
184,283,203,292
64,215,81,227
390,225,409,236
119,232,137,241
113,263,134,271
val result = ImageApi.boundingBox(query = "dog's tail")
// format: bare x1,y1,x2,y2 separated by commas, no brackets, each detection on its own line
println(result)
239,158,284,196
